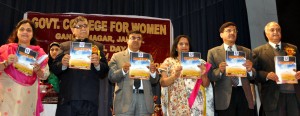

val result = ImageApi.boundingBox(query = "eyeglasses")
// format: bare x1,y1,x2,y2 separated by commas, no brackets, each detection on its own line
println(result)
18,28,32,32
74,24,88,29
129,37,142,41
50,48,60,51
224,29,238,33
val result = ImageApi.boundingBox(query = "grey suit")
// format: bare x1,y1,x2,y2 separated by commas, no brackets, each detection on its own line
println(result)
253,43,300,112
108,49,159,115
207,44,256,110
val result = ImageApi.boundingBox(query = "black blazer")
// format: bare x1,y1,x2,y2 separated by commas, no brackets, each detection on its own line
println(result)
50,39,109,106
253,42,300,111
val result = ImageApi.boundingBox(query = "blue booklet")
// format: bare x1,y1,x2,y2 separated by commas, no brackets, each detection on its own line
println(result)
69,42,92,70
129,52,150,80
181,52,201,79
225,51,247,77
275,56,297,84
14,45,38,76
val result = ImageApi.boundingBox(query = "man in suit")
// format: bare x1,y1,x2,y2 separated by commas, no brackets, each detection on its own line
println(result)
50,16,109,116
253,21,300,116
108,30,160,116
207,22,256,116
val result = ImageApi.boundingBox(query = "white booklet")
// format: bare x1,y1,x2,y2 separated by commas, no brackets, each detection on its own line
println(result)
225,51,247,77
14,45,38,76
69,42,92,70
180,52,202,79
275,56,298,84
129,52,150,80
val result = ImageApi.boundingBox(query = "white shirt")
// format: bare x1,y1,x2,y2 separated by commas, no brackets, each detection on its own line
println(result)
269,41,282,50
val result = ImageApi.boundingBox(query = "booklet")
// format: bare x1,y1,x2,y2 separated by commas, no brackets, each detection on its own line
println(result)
14,45,38,76
275,56,297,84
69,42,92,70
181,52,202,79
129,52,150,80
225,51,247,77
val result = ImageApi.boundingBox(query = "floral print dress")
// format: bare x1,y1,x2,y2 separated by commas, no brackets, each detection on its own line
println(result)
160,57,213,116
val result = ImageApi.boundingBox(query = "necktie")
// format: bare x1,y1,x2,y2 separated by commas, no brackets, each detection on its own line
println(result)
134,79,141,89
276,44,280,51
228,46,239,86
228,46,233,51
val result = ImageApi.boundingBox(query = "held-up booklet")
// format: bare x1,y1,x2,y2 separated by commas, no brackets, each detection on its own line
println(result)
275,56,298,84
129,52,150,80
181,52,202,79
14,45,38,76
69,42,92,70
225,51,247,77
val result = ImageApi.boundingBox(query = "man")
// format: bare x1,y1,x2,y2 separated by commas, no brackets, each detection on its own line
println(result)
207,22,256,116
253,21,300,116
108,30,159,116
50,16,109,116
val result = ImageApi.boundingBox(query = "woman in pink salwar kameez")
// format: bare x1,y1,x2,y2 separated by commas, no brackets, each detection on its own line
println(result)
0,19,49,116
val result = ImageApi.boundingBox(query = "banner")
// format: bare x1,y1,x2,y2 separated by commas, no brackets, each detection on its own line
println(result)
24,12,173,64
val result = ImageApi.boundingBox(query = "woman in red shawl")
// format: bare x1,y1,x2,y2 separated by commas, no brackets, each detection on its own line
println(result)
0,19,49,116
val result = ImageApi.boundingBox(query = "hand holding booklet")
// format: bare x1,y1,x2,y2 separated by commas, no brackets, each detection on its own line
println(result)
181,52,202,79
14,45,38,76
275,56,298,84
69,42,92,70
129,52,150,80
225,51,247,77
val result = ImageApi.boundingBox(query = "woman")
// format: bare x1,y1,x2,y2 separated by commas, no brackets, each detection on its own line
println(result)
159,35,214,116
40,42,61,102
47,42,61,93
0,19,49,116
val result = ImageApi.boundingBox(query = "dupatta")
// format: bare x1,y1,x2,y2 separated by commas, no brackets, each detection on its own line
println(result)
0,43,48,115
188,62,211,108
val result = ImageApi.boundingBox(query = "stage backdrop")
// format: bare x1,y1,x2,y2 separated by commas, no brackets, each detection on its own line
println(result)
24,12,173,64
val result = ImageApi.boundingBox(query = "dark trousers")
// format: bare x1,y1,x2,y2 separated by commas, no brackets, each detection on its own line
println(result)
217,86,254,116
56,100,98,116
264,93,300,116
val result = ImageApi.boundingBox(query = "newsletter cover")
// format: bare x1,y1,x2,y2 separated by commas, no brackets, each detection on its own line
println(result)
275,56,297,84
225,51,247,77
69,42,92,70
181,52,201,79
14,45,38,76
129,52,150,80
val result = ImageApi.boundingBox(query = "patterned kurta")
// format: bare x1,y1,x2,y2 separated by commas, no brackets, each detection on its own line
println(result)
0,65,50,116
0,72,38,116
160,57,214,116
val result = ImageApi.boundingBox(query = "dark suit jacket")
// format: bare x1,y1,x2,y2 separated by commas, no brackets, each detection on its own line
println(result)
207,44,256,110
253,42,300,111
108,49,160,114
50,39,109,106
